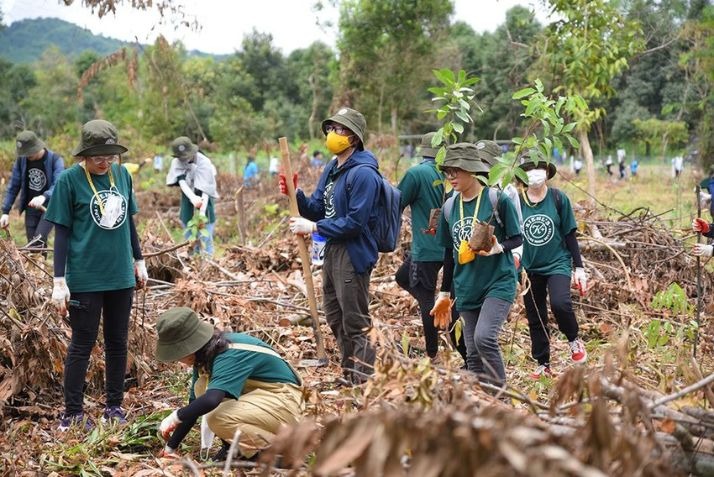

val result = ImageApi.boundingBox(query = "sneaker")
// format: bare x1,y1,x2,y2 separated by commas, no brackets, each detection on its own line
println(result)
530,364,553,380
101,406,127,424
211,442,230,462
568,339,587,364
58,412,94,432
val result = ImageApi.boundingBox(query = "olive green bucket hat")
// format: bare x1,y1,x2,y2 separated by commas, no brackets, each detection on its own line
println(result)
420,132,441,158
321,107,366,147
441,143,491,175
473,140,502,166
72,119,128,157
517,157,557,183
171,136,198,161
155,307,214,362
16,130,45,157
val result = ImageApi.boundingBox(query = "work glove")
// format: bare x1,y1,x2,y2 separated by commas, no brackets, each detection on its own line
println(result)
279,173,298,195
28,195,46,209
430,292,453,330
477,235,504,256
52,277,71,316
190,196,203,209
158,445,180,459
134,259,148,289
699,191,711,208
573,267,587,295
289,217,316,235
0,214,8,228
692,244,714,257
159,410,181,440
512,244,523,270
692,218,711,234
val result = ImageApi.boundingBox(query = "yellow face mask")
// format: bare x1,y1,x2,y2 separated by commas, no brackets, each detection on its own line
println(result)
325,131,352,154
458,239,476,265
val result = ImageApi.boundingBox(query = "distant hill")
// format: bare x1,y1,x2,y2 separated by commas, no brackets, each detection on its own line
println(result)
0,18,223,64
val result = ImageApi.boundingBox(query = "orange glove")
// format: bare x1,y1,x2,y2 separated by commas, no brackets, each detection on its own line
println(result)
279,173,298,195
430,293,453,330
693,218,710,234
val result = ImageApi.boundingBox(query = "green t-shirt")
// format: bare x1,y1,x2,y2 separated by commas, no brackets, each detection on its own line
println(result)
45,163,137,292
202,333,299,399
438,187,520,310
521,188,578,276
398,160,444,261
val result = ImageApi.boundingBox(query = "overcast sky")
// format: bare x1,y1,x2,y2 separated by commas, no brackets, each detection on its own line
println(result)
1,0,548,55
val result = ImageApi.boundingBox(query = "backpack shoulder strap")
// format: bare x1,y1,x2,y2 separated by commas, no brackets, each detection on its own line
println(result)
228,343,302,386
488,187,503,227
550,187,563,218
442,194,457,225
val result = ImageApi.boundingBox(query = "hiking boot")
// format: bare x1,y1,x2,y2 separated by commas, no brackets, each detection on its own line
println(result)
58,412,94,432
211,442,230,462
101,406,127,424
530,364,553,380
568,339,587,364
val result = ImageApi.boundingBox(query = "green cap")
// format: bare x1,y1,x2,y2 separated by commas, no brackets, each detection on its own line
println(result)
171,136,198,161
72,119,128,157
442,143,490,175
420,132,441,158
473,140,502,165
321,107,367,147
16,130,46,157
517,157,557,183
155,307,214,362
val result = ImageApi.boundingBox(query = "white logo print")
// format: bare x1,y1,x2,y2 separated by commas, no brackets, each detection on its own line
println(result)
28,168,47,191
324,180,336,218
90,190,128,230
524,214,554,246
451,216,474,250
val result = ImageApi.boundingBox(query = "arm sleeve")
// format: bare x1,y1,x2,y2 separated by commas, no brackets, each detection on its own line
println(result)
167,389,226,449
704,226,714,239
130,216,142,260
2,160,22,214
501,234,523,252
54,224,70,277
179,179,197,202
440,247,454,293
564,230,583,268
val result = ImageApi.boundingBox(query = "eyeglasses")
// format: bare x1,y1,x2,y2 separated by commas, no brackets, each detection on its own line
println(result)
441,167,463,179
325,124,350,135
88,155,117,164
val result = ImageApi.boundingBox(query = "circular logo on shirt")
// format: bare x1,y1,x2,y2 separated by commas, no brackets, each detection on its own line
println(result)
524,214,554,246
90,190,128,230
324,180,336,218
451,216,474,249
28,168,47,192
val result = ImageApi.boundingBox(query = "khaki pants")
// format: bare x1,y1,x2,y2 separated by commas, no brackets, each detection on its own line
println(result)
195,376,304,457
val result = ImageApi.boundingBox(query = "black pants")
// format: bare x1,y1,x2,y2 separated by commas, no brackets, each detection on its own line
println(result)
395,255,466,362
24,209,53,245
524,273,579,366
64,287,134,415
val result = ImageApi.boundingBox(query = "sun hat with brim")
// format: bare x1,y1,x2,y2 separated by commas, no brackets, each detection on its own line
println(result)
72,119,128,157
321,107,366,147
420,132,441,158
171,136,199,161
517,158,557,183
155,307,214,362
16,130,45,157
441,143,491,175
473,140,502,166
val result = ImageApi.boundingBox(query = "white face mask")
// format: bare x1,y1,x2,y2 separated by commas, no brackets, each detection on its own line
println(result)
526,169,547,187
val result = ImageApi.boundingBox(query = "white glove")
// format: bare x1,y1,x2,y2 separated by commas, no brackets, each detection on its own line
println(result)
159,410,181,440
574,267,587,293
289,217,316,235
477,236,504,256
200,415,215,451
0,214,8,228
692,244,714,257
134,259,148,288
699,191,712,208
52,277,71,316
28,195,46,208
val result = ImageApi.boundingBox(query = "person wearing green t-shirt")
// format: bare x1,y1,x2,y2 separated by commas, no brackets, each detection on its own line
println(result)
45,119,147,431
166,137,218,255
431,143,522,387
517,159,588,380
155,307,304,462
395,132,466,364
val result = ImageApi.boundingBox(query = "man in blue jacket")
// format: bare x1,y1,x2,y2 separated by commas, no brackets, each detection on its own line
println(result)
281,107,381,384
1,130,64,248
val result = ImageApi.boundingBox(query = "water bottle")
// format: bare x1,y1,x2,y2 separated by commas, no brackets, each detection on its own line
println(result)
311,232,326,266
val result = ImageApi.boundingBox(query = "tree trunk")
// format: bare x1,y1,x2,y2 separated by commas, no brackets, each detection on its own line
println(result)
578,128,597,207
307,73,318,140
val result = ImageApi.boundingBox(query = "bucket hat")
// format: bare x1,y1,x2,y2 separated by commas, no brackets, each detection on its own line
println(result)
420,132,441,158
441,143,491,175
473,140,502,166
517,157,557,183
321,107,366,147
16,131,45,157
72,119,128,157
155,307,214,362
171,136,198,161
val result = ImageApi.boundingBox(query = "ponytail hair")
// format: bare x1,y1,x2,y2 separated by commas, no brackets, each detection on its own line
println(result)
194,330,229,374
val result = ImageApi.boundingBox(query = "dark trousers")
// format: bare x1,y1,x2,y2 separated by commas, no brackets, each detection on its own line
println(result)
395,256,466,362
461,297,512,386
24,209,53,245
322,243,375,383
64,287,134,415
523,273,579,366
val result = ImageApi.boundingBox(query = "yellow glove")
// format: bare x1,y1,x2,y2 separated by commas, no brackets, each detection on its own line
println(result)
430,292,453,330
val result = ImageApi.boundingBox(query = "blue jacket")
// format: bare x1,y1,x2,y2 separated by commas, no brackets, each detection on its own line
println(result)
2,150,64,214
296,150,381,274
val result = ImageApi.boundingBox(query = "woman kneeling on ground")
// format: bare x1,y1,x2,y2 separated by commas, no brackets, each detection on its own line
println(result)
156,307,304,460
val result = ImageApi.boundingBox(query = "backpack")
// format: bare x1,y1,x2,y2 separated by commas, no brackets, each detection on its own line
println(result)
346,164,402,253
